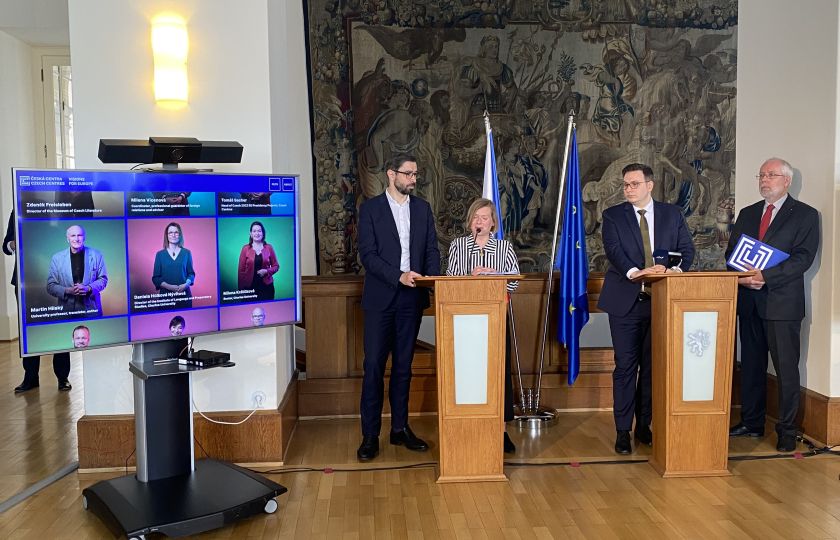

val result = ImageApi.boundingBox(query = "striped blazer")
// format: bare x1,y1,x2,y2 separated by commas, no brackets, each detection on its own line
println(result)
446,235,519,292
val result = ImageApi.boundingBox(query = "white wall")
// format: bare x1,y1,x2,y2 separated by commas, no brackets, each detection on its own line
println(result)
737,0,839,396
68,0,310,412
0,30,36,340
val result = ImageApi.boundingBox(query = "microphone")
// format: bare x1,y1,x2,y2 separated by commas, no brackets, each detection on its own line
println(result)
653,249,683,268
473,226,482,244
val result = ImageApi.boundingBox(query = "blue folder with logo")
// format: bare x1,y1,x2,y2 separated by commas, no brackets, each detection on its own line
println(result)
727,234,789,271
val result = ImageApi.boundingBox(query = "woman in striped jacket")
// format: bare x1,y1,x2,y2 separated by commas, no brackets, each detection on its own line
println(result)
446,198,519,453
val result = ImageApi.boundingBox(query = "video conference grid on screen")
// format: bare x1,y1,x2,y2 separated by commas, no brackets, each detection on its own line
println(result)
13,169,301,356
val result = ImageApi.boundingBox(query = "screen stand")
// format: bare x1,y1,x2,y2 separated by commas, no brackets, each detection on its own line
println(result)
81,343,287,538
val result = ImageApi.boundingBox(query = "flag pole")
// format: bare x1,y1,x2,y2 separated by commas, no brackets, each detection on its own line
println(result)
516,112,575,428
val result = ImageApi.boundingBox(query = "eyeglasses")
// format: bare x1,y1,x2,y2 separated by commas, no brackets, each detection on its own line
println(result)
622,180,651,190
395,170,420,179
756,172,786,180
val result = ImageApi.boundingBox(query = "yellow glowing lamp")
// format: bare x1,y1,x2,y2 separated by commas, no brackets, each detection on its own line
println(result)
152,14,188,105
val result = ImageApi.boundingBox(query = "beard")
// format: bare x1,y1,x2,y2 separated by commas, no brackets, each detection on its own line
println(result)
395,180,415,196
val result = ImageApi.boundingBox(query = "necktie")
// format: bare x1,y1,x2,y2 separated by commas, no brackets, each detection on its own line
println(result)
638,209,653,268
758,204,775,241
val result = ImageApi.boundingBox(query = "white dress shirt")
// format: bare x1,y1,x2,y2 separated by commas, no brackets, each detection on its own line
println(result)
385,189,411,272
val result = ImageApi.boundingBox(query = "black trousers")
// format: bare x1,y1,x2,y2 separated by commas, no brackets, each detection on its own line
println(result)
23,353,71,384
738,308,802,437
360,288,423,437
14,285,71,384
608,298,652,432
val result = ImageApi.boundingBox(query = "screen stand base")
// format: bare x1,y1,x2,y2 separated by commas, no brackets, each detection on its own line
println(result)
82,459,286,538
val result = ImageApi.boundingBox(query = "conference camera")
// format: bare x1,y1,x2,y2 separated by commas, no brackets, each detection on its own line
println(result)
98,136,243,171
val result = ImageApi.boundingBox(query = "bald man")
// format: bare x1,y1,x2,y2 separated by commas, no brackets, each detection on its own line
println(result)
725,158,819,452
251,307,266,327
46,225,108,317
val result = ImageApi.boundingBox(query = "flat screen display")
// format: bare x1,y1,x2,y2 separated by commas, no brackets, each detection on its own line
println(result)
12,168,301,356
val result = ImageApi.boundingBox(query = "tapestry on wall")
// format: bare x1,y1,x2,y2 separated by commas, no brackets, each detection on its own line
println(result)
306,1,738,275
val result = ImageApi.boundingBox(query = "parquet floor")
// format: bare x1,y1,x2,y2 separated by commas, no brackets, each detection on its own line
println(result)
1,340,839,539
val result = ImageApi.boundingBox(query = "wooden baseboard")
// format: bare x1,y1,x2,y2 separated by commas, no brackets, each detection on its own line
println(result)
77,374,300,470
732,369,840,447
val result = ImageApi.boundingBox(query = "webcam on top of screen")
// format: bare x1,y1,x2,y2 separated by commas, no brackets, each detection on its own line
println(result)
98,136,243,172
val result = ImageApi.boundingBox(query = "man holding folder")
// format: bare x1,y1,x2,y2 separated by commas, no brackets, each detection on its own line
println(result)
725,158,819,452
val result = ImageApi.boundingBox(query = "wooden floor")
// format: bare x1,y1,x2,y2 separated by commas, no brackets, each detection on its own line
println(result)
1,340,840,539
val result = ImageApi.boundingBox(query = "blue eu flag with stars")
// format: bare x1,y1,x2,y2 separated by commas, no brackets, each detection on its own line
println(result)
555,129,589,385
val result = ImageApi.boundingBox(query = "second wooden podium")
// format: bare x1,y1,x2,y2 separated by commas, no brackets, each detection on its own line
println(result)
416,275,521,483
640,271,745,477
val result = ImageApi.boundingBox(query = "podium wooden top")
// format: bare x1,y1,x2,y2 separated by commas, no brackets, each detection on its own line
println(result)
414,274,524,285
633,270,754,283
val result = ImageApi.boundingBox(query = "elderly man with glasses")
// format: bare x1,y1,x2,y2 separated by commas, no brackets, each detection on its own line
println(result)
355,153,440,462
725,158,819,452
599,163,695,455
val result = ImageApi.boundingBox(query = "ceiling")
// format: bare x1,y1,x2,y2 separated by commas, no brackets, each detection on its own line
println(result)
0,0,70,47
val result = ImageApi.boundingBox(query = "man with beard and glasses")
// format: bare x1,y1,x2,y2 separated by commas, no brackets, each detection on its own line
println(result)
356,153,440,461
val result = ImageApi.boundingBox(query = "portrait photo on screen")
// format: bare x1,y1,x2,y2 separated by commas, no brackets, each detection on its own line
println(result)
127,191,216,217
19,219,128,324
24,317,129,355
129,307,219,342
19,191,125,218
217,216,295,304
219,300,296,330
127,218,218,312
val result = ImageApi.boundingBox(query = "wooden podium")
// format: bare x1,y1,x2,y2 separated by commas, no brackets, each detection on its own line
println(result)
640,271,746,477
415,275,522,483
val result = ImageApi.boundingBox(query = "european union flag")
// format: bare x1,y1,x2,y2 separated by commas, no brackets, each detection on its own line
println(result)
556,129,589,385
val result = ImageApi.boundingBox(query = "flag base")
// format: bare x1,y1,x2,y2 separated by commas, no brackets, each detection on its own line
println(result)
513,406,558,430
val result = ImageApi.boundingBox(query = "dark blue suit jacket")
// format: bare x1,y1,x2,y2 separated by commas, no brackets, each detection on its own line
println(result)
358,193,440,311
724,196,819,321
598,201,695,317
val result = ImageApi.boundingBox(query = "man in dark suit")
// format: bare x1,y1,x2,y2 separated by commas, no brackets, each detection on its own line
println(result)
4,212,72,393
599,163,695,454
356,153,440,461
725,158,819,452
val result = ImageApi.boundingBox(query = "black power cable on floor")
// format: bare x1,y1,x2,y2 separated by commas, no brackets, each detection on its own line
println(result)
247,435,840,476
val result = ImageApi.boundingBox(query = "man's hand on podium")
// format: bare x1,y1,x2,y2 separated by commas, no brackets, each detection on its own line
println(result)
400,271,423,287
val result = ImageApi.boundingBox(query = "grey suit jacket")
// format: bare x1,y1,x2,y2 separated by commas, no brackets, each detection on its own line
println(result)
46,247,108,316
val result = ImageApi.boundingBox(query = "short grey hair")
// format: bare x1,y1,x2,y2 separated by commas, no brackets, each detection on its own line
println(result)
762,157,793,178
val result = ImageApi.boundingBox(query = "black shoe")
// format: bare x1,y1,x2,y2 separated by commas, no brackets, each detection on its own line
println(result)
57,380,72,392
357,436,379,461
729,423,764,437
14,381,39,394
390,426,428,452
503,431,516,454
634,425,653,446
615,431,632,455
776,434,797,452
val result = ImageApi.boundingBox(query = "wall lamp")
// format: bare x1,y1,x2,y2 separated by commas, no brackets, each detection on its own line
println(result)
152,14,188,107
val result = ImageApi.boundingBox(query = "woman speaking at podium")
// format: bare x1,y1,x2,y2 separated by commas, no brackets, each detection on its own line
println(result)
446,198,519,453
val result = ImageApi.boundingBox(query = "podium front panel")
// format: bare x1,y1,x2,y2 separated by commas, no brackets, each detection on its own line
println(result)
438,304,501,417
671,301,733,415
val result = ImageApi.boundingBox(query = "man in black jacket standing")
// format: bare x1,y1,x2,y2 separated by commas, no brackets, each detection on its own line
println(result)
356,154,440,461
4,212,72,393
726,158,819,452
599,163,695,455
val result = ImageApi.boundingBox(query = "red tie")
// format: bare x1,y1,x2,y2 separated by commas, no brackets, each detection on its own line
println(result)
758,204,774,241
